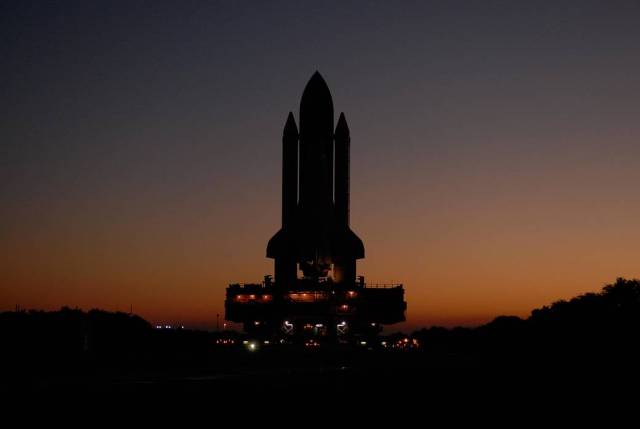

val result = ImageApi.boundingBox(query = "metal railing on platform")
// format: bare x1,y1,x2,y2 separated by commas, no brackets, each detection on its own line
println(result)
363,283,403,289
227,281,403,290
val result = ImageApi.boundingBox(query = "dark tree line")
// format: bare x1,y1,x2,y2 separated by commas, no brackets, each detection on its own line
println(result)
0,307,240,373
411,278,640,364
0,307,152,363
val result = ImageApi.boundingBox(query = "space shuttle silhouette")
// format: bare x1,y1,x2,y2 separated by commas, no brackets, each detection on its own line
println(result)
267,71,364,287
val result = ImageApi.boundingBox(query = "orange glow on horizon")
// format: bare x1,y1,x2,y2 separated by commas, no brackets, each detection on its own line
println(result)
3,173,640,332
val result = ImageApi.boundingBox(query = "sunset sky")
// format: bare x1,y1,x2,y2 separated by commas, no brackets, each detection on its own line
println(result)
2,1,640,331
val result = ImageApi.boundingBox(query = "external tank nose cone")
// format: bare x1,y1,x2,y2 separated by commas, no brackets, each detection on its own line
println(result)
300,71,334,136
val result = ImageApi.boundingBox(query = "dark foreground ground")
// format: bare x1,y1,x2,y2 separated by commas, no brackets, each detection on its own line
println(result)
3,344,635,397
2,341,637,422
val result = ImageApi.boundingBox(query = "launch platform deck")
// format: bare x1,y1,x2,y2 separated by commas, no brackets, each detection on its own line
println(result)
225,278,406,339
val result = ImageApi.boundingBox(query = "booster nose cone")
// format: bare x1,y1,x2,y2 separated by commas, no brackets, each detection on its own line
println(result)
284,111,298,136
300,71,334,136
335,112,349,137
